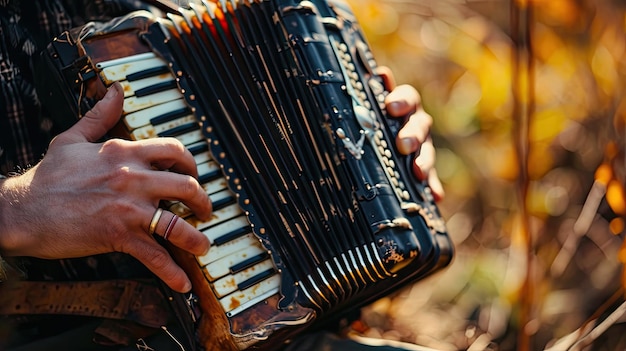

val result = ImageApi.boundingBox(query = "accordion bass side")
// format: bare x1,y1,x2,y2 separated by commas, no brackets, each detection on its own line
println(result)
37,0,453,350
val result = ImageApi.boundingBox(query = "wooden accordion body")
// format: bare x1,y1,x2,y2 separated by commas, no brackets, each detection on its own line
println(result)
37,0,453,349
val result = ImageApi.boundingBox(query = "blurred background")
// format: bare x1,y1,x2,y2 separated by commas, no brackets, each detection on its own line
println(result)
342,0,626,350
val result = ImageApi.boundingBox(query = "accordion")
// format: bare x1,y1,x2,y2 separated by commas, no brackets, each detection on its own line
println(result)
37,0,453,349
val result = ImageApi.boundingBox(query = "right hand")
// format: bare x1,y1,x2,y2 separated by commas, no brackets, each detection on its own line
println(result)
377,67,444,201
0,82,211,293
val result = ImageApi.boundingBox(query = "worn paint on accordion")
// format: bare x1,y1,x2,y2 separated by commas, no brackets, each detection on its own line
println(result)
37,1,453,350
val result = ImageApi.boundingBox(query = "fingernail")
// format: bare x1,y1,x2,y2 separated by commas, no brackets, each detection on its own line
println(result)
107,82,121,98
183,280,192,293
387,101,403,116
200,238,210,256
398,137,417,155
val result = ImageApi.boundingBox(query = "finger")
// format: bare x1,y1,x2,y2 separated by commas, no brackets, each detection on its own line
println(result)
374,66,397,91
126,238,192,293
134,171,212,220
385,84,422,118
396,110,433,155
118,137,200,179
412,137,436,180
55,82,124,144
427,168,445,202
411,139,445,202
153,211,210,256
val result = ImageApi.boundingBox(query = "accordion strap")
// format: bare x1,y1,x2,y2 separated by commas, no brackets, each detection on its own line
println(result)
0,279,169,328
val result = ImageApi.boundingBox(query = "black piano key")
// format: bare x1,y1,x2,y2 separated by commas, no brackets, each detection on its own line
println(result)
149,107,191,126
237,268,276,292
230,252,269,274
134,80,178,97
198,167,222,184
187,142,209,155
212,195,236,211
213,225,251,246
126,65,171,81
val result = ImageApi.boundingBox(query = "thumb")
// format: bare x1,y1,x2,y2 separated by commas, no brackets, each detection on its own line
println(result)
54,82,124,144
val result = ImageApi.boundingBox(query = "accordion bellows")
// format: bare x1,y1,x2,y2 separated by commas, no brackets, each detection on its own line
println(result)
37,0,453,350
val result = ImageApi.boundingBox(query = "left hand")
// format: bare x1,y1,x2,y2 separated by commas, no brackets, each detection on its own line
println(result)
379,67,444,201
0,83,210,293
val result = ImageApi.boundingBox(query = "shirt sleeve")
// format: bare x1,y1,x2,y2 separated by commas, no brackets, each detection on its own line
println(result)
0,174,9,282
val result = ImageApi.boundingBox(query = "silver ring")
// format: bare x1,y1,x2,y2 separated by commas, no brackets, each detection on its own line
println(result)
149,208,163,236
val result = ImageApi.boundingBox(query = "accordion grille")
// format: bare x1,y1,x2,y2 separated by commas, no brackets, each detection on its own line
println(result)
143,1,415,311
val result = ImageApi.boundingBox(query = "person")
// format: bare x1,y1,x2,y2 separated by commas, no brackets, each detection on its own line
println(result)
0,0,443,350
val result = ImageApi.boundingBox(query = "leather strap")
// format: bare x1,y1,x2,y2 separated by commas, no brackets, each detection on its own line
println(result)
0,279,169,328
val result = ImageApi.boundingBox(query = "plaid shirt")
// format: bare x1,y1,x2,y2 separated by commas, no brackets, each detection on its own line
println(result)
0,3,179,348
0,0,151,174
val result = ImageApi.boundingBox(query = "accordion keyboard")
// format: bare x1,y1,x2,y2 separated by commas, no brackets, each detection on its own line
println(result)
99,52,281,317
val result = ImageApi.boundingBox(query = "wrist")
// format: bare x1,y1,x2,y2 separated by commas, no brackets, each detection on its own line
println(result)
0,173,35,257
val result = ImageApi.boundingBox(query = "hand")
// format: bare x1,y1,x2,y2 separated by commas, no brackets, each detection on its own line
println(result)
378,67,444,201
0,83,211,292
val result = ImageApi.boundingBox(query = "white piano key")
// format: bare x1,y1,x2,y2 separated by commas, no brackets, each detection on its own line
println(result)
193,150,211,165
200,214,249,243
124,89,183,114
205,245,266,280
174,129,204,146
197,161,220,180
219,275,281,315
124,99,189,129
212,259,275,298
196,204,244,235
210,189,234,206
196,233,259,267
203,177,229,195
100,55,168,82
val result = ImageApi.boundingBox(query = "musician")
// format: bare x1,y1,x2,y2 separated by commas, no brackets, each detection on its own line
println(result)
0,0,443,350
